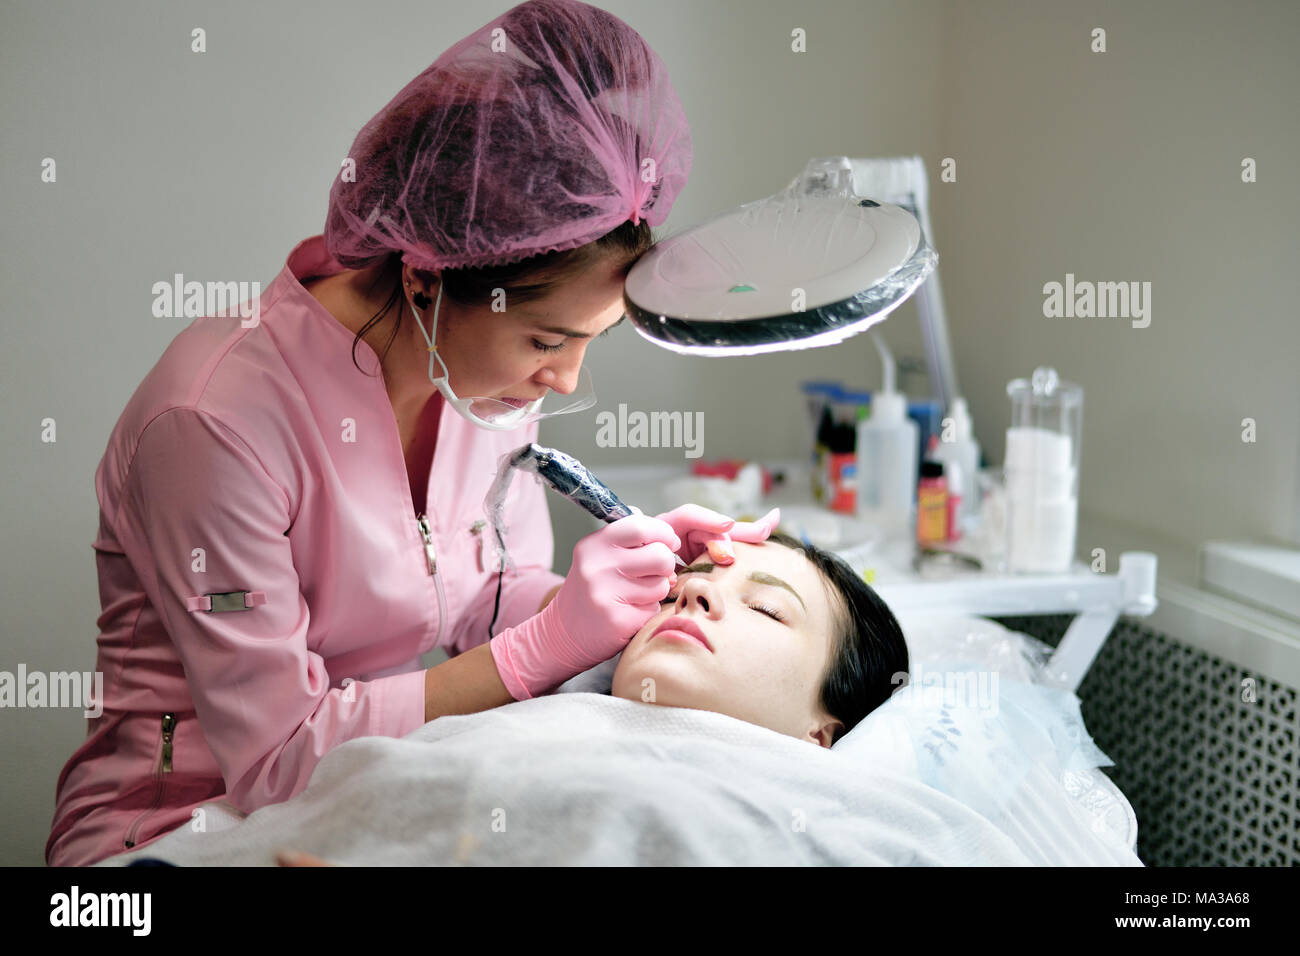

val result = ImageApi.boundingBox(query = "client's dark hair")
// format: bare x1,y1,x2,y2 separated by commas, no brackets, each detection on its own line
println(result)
764,530,909,744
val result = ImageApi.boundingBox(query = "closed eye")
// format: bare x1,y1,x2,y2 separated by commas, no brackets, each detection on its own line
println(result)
659,593,785,624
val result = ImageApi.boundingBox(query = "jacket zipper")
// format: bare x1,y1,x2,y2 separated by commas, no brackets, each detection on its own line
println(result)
417,513,447,643
416,513,437,574
124,712,175,849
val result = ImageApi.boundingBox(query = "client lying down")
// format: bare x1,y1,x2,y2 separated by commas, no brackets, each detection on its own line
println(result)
105,533,1116,866
269,533,910,866
608,530,909,747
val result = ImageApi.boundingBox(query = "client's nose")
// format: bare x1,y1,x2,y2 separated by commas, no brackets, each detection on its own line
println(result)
678,577,722,618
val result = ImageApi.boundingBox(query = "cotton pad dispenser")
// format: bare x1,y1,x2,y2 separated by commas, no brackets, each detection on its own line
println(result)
1004,367,1083,574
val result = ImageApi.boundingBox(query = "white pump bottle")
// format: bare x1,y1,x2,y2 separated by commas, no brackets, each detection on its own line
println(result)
931,396,982,526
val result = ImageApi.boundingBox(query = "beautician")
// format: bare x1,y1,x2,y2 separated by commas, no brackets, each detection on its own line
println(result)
47,0,777,867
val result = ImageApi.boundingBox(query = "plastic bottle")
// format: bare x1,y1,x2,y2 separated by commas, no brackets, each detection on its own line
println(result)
944,459,963,542
827,412,858,515
813,403,834,504
856,331,918,539
921,436,963,541
916,461,949,546
931,396,981,527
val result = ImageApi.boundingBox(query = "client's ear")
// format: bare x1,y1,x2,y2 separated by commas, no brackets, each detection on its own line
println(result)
808,717,844,749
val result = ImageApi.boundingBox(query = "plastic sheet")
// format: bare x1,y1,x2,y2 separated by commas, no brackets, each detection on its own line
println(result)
877,677,1114,820
834,611,1135,857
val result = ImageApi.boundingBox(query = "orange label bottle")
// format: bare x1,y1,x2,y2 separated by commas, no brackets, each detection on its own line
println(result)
916,461,949,546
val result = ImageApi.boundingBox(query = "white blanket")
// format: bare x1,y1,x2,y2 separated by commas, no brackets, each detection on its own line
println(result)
100,692,1097,867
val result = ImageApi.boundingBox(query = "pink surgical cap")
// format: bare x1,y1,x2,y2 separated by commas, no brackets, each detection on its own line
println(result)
324,0,693,273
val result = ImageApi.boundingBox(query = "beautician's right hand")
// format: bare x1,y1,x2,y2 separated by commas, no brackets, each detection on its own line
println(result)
488,515,680,701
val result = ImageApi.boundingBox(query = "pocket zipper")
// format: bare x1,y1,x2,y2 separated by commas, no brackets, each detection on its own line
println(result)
123,712,175,849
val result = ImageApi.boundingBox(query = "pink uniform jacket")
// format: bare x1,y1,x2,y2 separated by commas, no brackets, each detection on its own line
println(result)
47,235,564,866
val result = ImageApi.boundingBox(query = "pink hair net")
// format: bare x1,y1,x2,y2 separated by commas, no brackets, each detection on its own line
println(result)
324,0,693,272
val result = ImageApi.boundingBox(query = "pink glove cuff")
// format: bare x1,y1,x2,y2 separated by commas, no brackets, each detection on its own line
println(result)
489,600,587,701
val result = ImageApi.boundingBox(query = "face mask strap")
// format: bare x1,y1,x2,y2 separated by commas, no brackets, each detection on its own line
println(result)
415,284,454,389
409,282,591,431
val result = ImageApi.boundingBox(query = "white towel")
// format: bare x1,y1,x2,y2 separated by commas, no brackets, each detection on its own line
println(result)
102,693,1060,866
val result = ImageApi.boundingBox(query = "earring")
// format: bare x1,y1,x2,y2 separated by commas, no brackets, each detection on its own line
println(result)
406,279,432,311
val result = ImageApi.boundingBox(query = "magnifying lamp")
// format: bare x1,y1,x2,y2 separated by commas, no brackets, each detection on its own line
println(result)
623,155,939,357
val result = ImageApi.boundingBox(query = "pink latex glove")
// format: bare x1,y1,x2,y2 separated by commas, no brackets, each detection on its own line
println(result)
653,505,781,566
489,514,680,700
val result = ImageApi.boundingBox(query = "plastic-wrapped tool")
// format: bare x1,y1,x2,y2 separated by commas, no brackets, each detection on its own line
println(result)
484,443,686,573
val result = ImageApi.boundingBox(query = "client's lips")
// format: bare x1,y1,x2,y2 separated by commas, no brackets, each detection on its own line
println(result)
651,616,713,653
496,397,536,409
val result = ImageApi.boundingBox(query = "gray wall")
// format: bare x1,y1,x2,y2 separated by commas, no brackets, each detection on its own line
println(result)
2,0,1296,865
928,0,1300,550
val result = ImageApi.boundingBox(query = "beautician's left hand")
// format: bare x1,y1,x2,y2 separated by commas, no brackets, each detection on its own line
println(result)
653,504,781,566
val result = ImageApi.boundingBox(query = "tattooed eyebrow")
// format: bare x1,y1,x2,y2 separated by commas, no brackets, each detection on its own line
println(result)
675,564,806,612
748,571,806,612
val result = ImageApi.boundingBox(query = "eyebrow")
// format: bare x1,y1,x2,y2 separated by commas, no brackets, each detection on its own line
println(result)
525,313,626,339
677,563,807,612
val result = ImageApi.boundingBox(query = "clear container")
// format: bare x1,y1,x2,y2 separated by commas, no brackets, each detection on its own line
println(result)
974,467,1007,573
1004,367,1083,573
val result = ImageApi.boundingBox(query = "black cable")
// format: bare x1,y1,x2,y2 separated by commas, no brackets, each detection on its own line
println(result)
487,567,504,640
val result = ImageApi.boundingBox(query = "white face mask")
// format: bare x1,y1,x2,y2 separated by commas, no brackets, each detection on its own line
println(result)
411,283,597,431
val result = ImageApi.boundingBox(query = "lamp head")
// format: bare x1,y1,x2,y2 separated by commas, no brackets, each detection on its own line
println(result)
623,156,938,357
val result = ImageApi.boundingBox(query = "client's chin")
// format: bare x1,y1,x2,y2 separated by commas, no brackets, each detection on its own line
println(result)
610,651,717,711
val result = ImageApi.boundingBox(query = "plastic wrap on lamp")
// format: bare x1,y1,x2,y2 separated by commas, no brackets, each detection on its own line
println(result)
624,156,939,356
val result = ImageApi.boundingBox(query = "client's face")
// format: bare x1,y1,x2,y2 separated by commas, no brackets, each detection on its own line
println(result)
611,540,844,747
